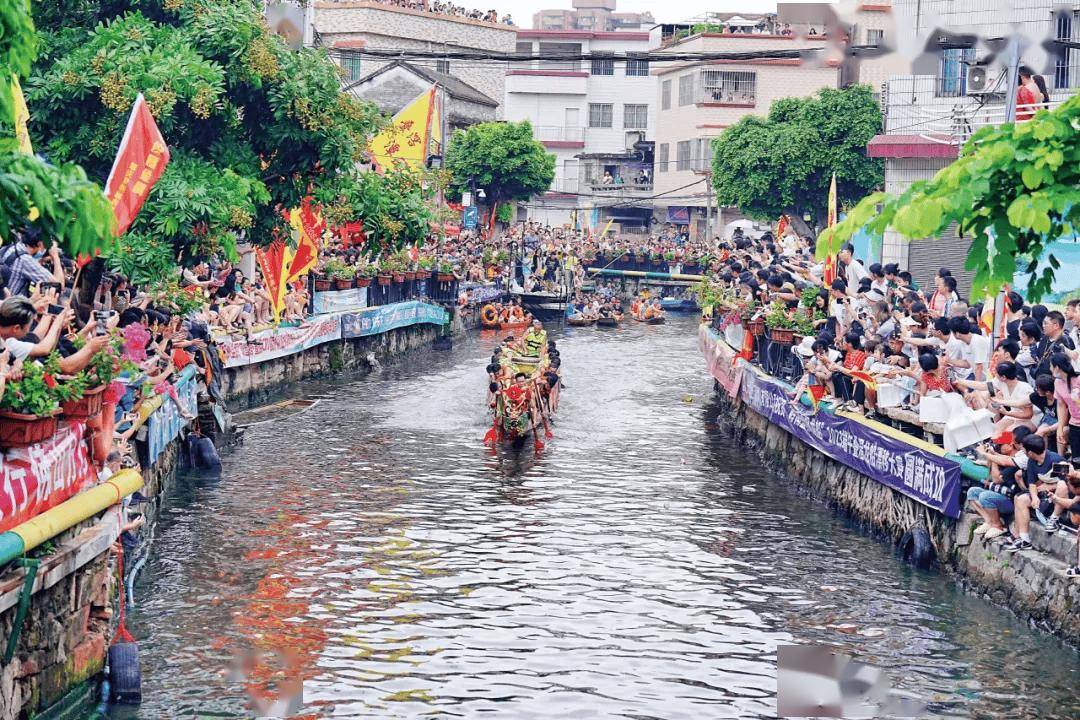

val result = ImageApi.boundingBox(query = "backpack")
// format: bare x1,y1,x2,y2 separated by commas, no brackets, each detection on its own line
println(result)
0,244,26,290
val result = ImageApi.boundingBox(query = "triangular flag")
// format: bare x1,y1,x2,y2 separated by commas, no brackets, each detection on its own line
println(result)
11,74,32,155
257,241,289,321
368,86,436,171
823,174,839,286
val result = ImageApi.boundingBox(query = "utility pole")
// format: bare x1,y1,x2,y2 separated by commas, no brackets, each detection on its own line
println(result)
704,172,714,244
1003,35,1021,124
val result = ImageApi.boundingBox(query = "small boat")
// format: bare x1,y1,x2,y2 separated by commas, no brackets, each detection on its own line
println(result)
646,314,666,325
567,315,595,327
596,314,622,328
660,297,699,312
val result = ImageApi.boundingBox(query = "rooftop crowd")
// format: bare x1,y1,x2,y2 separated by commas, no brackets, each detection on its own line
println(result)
357,0,514,24
701,226,1080,570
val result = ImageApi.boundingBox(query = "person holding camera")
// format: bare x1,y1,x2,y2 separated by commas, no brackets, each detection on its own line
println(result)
0,230,65,298
970,427,1033,541
955,361,1034,432
1010,435,1068,545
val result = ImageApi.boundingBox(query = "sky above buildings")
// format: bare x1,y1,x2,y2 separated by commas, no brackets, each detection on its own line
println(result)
490,1,781,27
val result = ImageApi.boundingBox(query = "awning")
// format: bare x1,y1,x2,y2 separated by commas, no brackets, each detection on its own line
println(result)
866,134,959,159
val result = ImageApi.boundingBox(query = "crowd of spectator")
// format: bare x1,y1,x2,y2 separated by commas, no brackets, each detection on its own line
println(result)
703,226,1080,572
360,0,514,24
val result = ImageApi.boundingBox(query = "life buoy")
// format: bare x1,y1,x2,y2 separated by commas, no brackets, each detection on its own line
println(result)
480,304,499,325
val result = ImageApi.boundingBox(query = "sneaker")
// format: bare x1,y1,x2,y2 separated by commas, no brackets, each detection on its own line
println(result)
1066,565,1080,577
984,526,1008,540
1006,538,1033,553
973,522,990,535
1034,507,1050,526
1039,513,1060,532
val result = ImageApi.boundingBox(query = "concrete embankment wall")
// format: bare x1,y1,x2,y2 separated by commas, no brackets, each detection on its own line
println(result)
715,389,1080,646
224,313,461,407
0,312,460,718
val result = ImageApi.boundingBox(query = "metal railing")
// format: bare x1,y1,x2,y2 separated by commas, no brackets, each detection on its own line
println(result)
533,126,586,143
588,181,654,192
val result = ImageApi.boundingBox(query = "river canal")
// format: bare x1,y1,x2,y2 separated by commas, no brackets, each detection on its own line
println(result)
119,316,1078,718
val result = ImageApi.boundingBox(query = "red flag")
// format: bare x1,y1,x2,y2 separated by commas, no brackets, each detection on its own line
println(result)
776,215,789,238
105,94,170,236
823,255,837,286
256,240,289,320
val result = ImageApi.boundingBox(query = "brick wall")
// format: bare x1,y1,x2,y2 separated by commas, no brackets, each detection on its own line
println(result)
316,3,515,117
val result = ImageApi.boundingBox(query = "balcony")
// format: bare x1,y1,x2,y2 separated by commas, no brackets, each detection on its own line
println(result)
879,74,1076,154
588,181,654,193
534,126,586,149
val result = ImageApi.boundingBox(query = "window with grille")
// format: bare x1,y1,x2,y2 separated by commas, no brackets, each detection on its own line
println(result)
515,42,532,54
662,80,672,110
1055,10,1080,90
589,103,613,128
676,140,692,171
539,42,581,72
938,47,975,97
700,70,756,104
623,104,648,129
591,56,614,75
626,58,650,76
678,74,695,106
658,143,669,173
341,55,362,82
694,138,713,172
866,28,884,46
435,59,450,74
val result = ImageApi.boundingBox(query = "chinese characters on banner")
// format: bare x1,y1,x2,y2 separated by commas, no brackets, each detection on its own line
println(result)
367,85,441,171
105,93,170,236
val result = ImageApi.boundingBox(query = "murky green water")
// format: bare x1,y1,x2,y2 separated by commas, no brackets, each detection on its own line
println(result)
116,317,1079,718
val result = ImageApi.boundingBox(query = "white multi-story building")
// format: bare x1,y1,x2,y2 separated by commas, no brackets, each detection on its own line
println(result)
651,2,904,239
870,0,1078,294
504,27,660,229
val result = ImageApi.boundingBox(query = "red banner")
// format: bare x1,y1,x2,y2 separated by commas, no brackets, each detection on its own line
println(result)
105,94,170,236
284,198,323,284
0,422,96,533
257,240,289,320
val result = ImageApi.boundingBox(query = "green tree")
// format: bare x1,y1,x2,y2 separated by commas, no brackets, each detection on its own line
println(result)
445,121,555,206
317,166,436,254
0,0,114,257
28,0,383,261
710,85,883,224
819,94,1080,301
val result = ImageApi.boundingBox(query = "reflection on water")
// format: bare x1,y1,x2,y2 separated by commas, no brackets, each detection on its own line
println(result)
122,317,1080,719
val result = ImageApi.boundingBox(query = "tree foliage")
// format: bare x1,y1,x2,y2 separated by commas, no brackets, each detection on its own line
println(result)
445,121,555,205
819,94,1080,301
710,85,883,222
28,0,384,258
317,166,436,254
0,0,114,255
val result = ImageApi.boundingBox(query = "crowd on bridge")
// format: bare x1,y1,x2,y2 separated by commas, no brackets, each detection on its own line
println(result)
701,225,1080,568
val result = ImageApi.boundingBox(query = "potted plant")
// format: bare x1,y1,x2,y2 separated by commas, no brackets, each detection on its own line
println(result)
50,346,107,421
0,358,61,448
436,261,456,282
334,264,356,289
376,257,393,286
355,263,376,288
313,272,333,292
764,301,796,345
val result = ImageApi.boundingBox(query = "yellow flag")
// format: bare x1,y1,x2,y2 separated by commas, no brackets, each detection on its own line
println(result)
600,218,615,237
368,86,436,171
827,173,838,228
11,74,32,155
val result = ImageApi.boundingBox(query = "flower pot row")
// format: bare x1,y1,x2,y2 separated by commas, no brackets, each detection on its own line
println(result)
0,385,108,449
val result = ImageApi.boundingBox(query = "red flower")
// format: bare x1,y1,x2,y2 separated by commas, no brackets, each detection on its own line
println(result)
43,374,57,389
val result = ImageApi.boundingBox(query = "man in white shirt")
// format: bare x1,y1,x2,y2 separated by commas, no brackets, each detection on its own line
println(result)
839,244,868,296
950,317,991,381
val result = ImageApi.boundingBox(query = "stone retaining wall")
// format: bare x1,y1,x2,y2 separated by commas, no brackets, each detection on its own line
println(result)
224,313,460,408
716,387,1080,646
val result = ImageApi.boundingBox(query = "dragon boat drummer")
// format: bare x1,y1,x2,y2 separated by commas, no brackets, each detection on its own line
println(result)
522,320,548,358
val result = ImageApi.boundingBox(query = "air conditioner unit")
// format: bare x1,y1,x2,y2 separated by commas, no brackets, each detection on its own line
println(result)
625,131,645,149
966,64,995,94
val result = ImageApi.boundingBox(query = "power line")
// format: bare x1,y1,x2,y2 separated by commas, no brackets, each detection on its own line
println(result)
330,47,822,64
